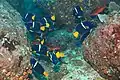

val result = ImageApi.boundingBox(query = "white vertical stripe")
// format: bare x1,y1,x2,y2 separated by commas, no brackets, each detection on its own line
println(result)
32,22,35,28
25,13,28,19
33,61,38,68
81,22,87,29
38,44,41,52
75,8,78,14
50,54,53,62
43,17,47,23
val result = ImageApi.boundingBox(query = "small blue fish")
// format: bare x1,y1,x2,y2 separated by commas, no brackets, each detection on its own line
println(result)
82,21,96,29
75,21,96,34
23,13,35,22
74,21,96,46
32,44,48,56
48,51,60,65
73,6,84,19
80,30,91,43
25,22,33,31
30,57,49,77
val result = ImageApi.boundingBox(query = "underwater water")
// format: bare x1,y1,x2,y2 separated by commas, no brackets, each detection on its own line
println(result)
0,0,120,80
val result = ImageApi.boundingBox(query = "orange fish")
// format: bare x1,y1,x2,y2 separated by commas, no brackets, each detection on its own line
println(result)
48,47,60,51
91,6,106,16
91,0,107,16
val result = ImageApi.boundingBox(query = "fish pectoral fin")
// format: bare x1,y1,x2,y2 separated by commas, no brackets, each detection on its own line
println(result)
43,71,49,77
60,52,64,57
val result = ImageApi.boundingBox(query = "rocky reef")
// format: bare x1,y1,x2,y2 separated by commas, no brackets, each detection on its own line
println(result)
83,4,120,80
1,0,120,80
0,0,31,80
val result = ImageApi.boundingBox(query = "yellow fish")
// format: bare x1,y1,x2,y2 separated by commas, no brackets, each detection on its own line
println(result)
40,26,45,31
73,31,79,38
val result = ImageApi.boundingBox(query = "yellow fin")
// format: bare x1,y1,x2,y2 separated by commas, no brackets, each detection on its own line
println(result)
80,7,83,11
41,39,44,45
60,52,64,57
73,31,79,38
51,15,55,21
46,23,50,28
32,15,35,20
40,26,45,31
30,26,33,29
79,0,83,2
46,51,49,56
32,51,36,54
43,72,49,77
56,51,61,58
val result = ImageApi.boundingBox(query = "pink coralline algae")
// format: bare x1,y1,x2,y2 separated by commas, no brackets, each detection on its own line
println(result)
83,13,120,80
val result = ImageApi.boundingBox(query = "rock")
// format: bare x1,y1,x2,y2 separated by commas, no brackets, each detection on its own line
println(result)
0,0,31,79
97,14,108,23
109,1,120,12
83,11,120,80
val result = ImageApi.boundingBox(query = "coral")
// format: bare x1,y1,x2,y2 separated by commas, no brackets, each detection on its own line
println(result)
83,10,120,80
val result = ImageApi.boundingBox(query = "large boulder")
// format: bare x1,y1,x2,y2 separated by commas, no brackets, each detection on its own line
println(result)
83,10,120,80
0,0,31,79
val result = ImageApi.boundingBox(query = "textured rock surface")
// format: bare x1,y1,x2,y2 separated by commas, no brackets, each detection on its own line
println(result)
2,0,120,80
6,0,24,15
48,47,104,80
0,0,31,79
83,10,120,80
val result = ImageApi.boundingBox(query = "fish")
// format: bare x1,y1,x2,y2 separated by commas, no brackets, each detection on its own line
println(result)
31,44,48,56
39,17,51,29
90,0,107,17
30,57,49,77
73,6,84,19
48,51,64,65
90,6,106,16
74,30,91,47
73,21,95,38
32,38,45,45
27,30,43,42
24,13,36,22
48,47,60,51
73,21,96,46
80,29,91,43
49,51,60,65
24,16,41,32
